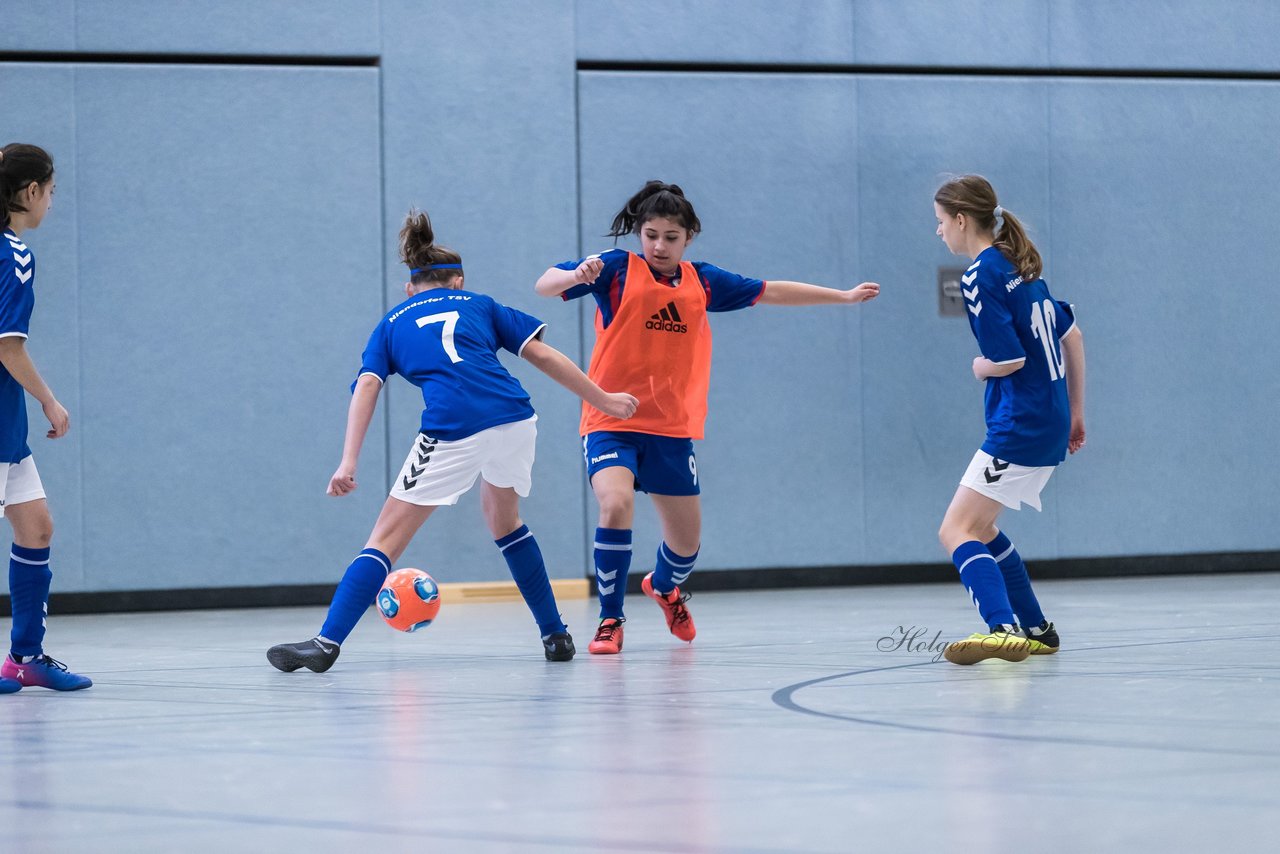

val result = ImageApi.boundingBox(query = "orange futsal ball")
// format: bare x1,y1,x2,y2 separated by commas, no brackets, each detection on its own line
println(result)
376,568,441,632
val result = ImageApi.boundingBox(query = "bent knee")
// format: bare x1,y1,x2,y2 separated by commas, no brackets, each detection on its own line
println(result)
938,522,965,552
595,493,634,527
484,510,523,539
16,523,54,550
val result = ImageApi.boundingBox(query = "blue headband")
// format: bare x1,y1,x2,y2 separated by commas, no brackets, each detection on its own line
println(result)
410,263,463,274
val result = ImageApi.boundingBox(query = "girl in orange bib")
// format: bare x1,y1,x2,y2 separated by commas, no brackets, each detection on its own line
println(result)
536,180,879,654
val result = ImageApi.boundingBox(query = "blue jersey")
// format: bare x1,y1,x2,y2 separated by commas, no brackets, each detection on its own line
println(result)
358,288,546,441
963,247,1077,467
0,229,36,464
555,248,764,327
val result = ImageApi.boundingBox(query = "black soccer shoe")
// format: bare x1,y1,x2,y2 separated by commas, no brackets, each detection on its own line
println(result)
1027,621,1060,655
542,631,576,662
267,637,341,673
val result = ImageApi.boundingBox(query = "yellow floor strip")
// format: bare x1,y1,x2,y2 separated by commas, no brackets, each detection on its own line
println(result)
436,578,590,605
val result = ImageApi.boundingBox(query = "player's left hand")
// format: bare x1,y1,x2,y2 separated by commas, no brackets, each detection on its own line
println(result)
42,398,70,439
1068,418,1087,454
844,282,880,303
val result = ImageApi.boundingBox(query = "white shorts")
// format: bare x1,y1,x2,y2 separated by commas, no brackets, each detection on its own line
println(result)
389,416,537,506
959,450,1055,512
0,455,46,517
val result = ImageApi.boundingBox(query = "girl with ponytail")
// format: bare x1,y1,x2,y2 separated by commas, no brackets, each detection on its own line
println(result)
0,143,91,691
932,174,1087,665
535,179,880,655
268,209,638,671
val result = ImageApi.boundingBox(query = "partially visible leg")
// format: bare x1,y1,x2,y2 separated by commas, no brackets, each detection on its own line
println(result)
321,497,437,643
939,486,1014,629
6,498,53,658
364,496,438,563
648,493,701,594
645,493,701,642
586,465,635,654
938,486,1030,664
3,497,91,690
591,465,636,621
985,528,1059,653
481,481,566,640
477,419,573,660
269,497,436,673
985,529,1045,630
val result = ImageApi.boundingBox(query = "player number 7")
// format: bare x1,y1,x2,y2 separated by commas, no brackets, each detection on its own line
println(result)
415,311,463,364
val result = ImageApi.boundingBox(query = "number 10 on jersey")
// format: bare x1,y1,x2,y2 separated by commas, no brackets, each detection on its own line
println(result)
1029,299,1065,380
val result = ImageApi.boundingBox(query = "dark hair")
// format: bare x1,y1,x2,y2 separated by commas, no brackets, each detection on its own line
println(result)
934,174,1042,281
608,180,702,239
0,143,55,228
398,209,463,287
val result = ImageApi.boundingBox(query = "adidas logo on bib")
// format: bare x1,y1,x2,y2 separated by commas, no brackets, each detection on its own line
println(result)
646,301,688,333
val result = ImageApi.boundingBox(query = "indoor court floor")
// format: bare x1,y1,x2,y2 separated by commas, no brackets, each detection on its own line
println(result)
1,572,1277,853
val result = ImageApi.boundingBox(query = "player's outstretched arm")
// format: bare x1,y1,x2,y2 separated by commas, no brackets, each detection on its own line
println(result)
0,337,68,438
534,257,604,297
756,280,880,306
520,338,638,419
328,374,383,496
1062,326,1086,453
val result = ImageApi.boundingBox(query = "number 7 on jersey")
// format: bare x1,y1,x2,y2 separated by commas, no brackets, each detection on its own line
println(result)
416,311,463,363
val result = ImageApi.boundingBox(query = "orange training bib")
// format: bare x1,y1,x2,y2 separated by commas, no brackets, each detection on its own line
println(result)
579,252,713,439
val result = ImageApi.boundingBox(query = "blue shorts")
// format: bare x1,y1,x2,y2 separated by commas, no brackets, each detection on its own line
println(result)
582,432,699,496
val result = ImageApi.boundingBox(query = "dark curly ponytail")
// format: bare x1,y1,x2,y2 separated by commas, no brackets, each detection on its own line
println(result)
608,180,702,239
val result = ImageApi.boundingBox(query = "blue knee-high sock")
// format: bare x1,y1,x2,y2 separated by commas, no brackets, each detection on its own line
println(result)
594,527,632,620
952,540,1016,630
319,548,391,644
9,544,52,657
650,542,698,595
496,525,565,637
986,530,1045,629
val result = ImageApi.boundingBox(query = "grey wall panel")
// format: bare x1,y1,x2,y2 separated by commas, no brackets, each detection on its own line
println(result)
574,1,1280,74
4,65,84,588
71,65,384,591
856,76,1059,564
73,1,380,56
0,1,76,51
1050,1,1280,71
576,72,868,571
8,1,1280,600
1047,79,1280,554
854,1,1050,68
379,1,584,583
576,0,856,64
